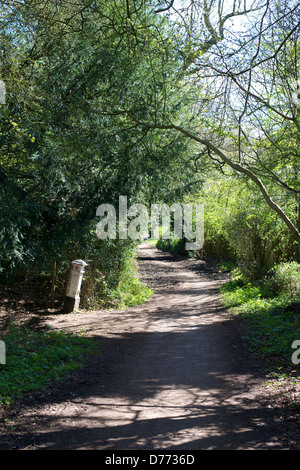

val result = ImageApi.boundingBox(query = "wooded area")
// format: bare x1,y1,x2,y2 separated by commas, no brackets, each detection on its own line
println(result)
1,1,300,449
0,0,299,304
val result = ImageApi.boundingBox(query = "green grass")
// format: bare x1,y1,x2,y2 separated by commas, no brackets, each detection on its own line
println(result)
115,274,154,308
218,260,237,273
145,238,158,246
81,244,154,310
0,323,98,407
220,280,300,370
156,237,186,254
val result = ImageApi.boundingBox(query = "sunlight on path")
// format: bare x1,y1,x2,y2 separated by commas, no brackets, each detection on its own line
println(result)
26,244,285,450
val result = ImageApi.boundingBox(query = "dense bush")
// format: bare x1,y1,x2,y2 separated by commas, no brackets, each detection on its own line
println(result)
80,236,153,309
0,225,153,311
264,262,300,300
220,278,300,368
193,175,298,281
156,237,186,254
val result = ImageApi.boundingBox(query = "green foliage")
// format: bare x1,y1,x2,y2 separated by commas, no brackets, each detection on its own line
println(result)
0,5,148,299
220,261,300,368
264,262,300,300
194,173,298,280
156,237,186,254
114,268,153,308
220,279,300,368
0,0,299,311
0,0,198,299
218,260,237,273
80,236,153,310
0,323,97,406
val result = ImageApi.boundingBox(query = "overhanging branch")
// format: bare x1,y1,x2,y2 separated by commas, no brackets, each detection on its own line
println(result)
128,114,300,243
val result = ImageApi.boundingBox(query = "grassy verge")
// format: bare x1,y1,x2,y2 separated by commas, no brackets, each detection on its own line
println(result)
219,261,300,368
0,323,97,407
156,238,186,254
114,271,154,308
81,242,153,310
220,280,300,367
220,275,300,410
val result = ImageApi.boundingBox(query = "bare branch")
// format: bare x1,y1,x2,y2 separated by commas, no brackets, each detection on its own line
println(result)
154,0,174,14
127,114,300,243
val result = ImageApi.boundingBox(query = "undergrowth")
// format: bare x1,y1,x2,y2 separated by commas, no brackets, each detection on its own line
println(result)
0,323,97,407
220,262,300,374
81,240,153,310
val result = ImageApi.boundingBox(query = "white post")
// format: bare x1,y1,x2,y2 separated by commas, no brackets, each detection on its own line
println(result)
63,259,87,313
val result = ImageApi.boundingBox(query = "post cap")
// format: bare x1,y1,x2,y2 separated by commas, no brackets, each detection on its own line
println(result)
72,259,88,266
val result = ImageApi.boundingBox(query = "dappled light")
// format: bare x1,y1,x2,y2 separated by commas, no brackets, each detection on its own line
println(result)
1,244,293,450
1,0,299,451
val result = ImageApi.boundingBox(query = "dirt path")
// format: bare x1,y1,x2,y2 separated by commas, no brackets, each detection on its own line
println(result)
0,243,294,450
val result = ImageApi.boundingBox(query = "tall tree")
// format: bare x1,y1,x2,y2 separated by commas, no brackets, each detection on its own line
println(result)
119,0,300,243
0,0,197,272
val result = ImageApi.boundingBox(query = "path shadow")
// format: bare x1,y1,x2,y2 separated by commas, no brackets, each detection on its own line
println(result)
2,314,289,450
0,244,294,450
